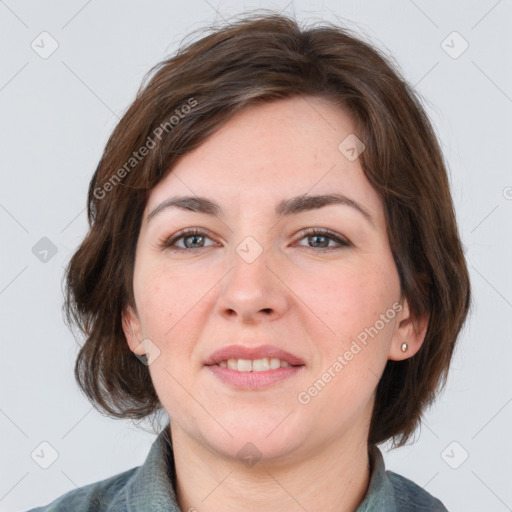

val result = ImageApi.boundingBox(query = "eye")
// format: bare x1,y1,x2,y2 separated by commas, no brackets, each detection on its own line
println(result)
159,228,217,251
159,227,351,252
295,228,351,251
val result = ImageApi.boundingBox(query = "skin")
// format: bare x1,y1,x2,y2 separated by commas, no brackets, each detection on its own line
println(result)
122,95,429,512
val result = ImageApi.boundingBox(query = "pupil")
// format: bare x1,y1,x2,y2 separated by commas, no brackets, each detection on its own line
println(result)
185,235,203,248
311,235,327,248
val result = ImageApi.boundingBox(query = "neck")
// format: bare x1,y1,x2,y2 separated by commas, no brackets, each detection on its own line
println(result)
170,426,371,512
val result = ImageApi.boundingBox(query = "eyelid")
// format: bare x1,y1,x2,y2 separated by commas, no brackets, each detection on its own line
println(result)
158,227,218,250
295,227,351,249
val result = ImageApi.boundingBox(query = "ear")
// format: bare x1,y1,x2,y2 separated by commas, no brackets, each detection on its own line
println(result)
388,298,430,361
122,304,145,356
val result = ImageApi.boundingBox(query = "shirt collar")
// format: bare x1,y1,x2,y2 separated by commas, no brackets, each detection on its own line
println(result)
355,443,396,511
124,424,180,511
123,424,395,511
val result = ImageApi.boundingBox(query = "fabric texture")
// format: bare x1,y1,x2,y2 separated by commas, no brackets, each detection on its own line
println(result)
28,425,448,511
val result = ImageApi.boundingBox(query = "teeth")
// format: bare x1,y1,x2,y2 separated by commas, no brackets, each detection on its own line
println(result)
237,359,252,372
217,357,293,371
270,358,281,369
252,358,269,371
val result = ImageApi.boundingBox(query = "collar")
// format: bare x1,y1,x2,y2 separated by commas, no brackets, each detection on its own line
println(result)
123,424,180,511
355,443,396,511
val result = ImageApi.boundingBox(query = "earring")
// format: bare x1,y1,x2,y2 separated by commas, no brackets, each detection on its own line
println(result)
401,342,408,352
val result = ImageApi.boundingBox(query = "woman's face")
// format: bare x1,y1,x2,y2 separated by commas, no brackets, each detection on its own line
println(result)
123,96,421,463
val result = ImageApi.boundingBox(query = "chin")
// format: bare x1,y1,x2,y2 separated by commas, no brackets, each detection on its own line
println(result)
193,412,311,466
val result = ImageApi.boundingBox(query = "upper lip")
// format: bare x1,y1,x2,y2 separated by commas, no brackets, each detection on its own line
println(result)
204,344,305,366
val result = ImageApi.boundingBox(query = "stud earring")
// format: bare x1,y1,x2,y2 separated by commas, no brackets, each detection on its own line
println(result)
401,342,408,352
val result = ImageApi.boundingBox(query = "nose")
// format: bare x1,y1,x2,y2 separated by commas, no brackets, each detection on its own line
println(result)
216,243,289,324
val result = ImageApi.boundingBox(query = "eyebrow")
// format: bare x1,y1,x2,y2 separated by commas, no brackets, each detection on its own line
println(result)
146,193,375,227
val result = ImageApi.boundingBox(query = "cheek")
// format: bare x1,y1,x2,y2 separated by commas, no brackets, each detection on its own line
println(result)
134,260,200,336
133,259,221,381
297,269,396,424
135,281,173,338
292,259,399,342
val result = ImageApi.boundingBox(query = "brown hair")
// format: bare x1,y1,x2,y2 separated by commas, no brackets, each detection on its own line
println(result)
64,10,471,447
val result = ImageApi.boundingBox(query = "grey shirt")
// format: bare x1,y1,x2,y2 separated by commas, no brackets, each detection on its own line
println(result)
28,425,448,511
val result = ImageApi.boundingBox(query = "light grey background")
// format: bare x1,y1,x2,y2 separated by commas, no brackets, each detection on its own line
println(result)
1,1,511,511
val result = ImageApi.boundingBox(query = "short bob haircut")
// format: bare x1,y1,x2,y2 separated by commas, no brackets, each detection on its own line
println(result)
64,11,471,448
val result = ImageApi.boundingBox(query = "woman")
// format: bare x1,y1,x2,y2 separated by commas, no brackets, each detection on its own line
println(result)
29,11,471,512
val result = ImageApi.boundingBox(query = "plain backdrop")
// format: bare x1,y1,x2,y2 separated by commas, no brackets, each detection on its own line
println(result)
1,1,511,511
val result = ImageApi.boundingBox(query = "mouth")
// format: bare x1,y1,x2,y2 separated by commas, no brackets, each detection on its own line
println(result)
204,344,305,390
214,357,295,371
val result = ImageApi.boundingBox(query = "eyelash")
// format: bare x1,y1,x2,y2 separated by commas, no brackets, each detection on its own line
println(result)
159,227,351,252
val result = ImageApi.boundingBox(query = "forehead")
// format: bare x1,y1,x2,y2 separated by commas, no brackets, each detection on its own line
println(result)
145,96,382,222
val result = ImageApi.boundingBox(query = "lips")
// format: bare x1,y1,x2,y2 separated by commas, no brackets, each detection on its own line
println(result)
203,344,305,367
205,344,305,390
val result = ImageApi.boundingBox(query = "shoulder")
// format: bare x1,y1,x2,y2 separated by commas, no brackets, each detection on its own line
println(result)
28,425,179,512
364,444,449,512
26,466,139,511
387,470,448,511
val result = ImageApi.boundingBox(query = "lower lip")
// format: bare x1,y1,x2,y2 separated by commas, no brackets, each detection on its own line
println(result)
206,365,304,390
